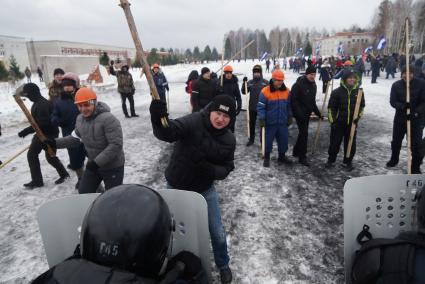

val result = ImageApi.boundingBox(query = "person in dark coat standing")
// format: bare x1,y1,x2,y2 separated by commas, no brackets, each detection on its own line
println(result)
191,67,218,112
150,95,236,284
37,67,43,82
320,63,332,94
371,56,381,84
17,83,69,189
51,72,86,189
326,70,365,170
116,65,138,118
152,63,169,103
48,68,65,103
241,64,269,146
217,65,241,132
291,66,322,166
386,65,425,174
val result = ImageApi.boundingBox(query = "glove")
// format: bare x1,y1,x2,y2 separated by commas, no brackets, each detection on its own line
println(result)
353,117,360,125
243,76,248,82
319,115,324,120
406,113,418,120
86,160,99,172
42,139,57,151
197,160,215,180
287,116,293,126
403,102,411,111
149,100,168,122
259,119,265,128
168,251,205,282
236,106,241,116
18,128,31,138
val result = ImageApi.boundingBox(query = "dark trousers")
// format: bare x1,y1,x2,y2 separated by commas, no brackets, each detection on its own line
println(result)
62,128,85,171
322,80,330,94
371,72,379,83
390,118,424,171
27,135,68,183
120,93,135,116
248,110,258,142
328,123,357,163
78,165,124,194
293,119,309,158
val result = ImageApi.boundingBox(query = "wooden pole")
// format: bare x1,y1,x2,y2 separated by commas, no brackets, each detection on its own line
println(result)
220,39,225,87
0,145,30,169
346,88,364,158
167,90,170,113
311,80,332,154
405,18,412,175
119,0,168,127
245,80,250,138
261,127,266,158
215,40,255,74
13,94,55,157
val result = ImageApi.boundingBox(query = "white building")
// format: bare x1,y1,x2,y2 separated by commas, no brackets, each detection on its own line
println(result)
0,35,31,71
314,32,375,57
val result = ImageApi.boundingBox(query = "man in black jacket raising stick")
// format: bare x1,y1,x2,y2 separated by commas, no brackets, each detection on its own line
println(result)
150,95,236,284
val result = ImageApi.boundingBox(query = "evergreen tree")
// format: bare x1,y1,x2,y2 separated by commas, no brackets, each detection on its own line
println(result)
184,48,193,62
147,48,160,65
132,57,142,68
8,55,24,80
211,47,219,61
0,60,8,81
304,33,312,56
99,52,110,66
160,47,166,52
193,46,201,62
224,37,232,59
203,45,212,62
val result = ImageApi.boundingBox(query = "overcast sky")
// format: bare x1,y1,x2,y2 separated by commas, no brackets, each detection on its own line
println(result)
2,0,383,50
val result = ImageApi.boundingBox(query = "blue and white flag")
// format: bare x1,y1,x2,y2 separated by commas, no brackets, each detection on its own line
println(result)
337,42,344,55
364,46,373,53
259,52,268,61
295,47,303,55
377,36,386,50
315,43,321,55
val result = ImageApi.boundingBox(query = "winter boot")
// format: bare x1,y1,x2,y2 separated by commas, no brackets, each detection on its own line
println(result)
220,267,233,284
246,139,254,147
23,181,44,189
75,168,84,190
263,153,270,168
131,114,139,117
343,161,354,171
325,159,335,168
299,156,310,167
278,153,293,165
386,157,399,167
55,174,70,185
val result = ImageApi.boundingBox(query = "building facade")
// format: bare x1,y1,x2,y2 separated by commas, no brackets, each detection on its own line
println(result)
0,35,31,70
314,32,375,57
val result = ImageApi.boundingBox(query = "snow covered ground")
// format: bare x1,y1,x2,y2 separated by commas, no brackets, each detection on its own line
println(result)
0,60,407,283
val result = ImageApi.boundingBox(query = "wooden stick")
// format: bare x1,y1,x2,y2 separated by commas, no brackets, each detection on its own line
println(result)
215,40,255,74
346,88,364,158
405,18,412,175
220,39,225,87
311,81,332,154
245,79,250,138
13,94,55,157
119,0,168,127
167,90,170,113
261,127,266,158
0,145,30,170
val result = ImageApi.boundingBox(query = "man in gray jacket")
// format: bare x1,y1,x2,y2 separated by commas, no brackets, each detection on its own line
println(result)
44,87,125,194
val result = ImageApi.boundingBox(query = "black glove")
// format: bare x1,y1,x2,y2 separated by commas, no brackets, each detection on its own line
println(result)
86,160,99,172
406,113,418,120
168,251,205,282
243,76,248,82
353,117,360,125
403,102,411,111
236,106,241,116
259,119,265,128
287,116,293,126
149,100,168,122
197,160,215,180
18,128,32,138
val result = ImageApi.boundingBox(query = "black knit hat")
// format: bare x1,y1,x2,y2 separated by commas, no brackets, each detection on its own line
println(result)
253,64,262,73
305,66,316,75
210,95,236,119
53,68,65,76
342,68,357,81
201,67,210,76
23,83,41,96
401,65,415,75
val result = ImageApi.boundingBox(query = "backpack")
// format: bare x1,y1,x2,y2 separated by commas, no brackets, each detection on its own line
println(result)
351,225,425,284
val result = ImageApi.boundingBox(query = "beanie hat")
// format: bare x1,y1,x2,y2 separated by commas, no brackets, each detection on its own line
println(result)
342,69,357,81
252,64,262,73
272,70,285,81
53,68,65,76
201,67,210,76
305,66,316,75
23,83,41,96
401,65,415,75
210,95,236,119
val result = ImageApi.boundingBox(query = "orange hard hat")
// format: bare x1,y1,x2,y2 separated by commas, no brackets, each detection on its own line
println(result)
272,70,285,81
152,63,160,69
344,60,353,66
223,65,233,72
74,87,97,104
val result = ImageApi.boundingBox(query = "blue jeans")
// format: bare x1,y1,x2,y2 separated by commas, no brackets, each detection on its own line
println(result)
201,185,230,269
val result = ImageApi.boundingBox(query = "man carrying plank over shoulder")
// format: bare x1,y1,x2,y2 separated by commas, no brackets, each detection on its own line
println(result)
325,70,365,170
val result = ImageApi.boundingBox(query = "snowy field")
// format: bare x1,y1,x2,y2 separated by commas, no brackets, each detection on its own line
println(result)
0,60,407,283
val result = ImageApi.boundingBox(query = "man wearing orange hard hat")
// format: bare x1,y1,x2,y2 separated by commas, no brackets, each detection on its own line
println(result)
257,69,294,167
44,87,125,194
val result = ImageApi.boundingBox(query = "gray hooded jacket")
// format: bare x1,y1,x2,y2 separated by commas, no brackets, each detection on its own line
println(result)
56,102,125,170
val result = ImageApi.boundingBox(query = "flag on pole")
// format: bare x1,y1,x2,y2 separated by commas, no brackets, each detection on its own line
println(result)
259,52,268,61
315,43,321,55
364,46,373,53
337,42,344,55
377,36,386,50
295,47,303,56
